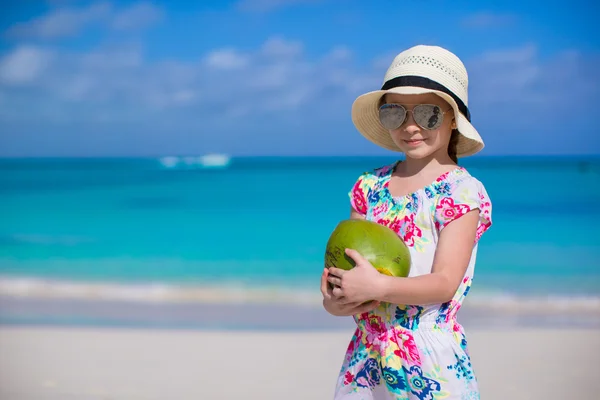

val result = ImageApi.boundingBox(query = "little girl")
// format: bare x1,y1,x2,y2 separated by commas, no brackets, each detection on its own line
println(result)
320,45,493,399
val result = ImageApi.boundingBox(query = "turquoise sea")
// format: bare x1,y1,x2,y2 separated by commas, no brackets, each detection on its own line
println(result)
1,156,599,329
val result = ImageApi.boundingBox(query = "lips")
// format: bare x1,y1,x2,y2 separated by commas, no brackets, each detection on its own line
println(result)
404,139,424,146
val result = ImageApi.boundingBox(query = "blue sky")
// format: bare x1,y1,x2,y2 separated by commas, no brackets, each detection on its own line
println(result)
0,0,599,157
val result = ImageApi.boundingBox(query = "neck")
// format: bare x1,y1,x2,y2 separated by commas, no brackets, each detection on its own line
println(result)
398,152,455,176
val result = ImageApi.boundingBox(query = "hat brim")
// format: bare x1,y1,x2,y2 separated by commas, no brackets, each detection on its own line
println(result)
351,86,484,158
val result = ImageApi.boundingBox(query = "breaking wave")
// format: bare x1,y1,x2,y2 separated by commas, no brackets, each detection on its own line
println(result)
159,154,231,169
1,276,599,314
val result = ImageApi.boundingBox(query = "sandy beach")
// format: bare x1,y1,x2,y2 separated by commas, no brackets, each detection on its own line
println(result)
0,325,598,400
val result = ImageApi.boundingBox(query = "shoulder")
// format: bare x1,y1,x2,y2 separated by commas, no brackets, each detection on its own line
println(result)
348,161,396,215
356,161,396,184
351,161,396,192
433,167,493,241
431,167,490,201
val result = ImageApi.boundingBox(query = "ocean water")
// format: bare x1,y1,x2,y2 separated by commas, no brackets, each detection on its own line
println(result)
1,155,599,327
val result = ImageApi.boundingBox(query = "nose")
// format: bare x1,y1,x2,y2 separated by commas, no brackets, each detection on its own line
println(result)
402,111,421,135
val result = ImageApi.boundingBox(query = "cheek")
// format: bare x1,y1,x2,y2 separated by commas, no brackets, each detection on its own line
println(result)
432,128,453,145
389,130,404,144
439,130,453,146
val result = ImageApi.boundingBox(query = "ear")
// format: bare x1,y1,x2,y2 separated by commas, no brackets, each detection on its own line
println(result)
451,119,457,129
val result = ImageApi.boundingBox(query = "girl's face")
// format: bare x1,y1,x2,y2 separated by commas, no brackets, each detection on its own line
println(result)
382,93,455,161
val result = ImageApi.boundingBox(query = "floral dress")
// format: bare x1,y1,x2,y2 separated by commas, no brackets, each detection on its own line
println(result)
334,161,493,400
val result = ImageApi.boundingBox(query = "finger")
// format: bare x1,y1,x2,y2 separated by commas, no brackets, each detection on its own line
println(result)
328,267,346,278
326,279,335,297
345,248,368,265
332,286,344,299
324,268,338,292
327,275,342,288
320,269,331,299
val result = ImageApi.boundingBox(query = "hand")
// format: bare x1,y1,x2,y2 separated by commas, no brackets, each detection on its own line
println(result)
320,267,380,316
326,248,385,305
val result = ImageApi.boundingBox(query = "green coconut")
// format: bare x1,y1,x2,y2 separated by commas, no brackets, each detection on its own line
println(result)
324,219,411,277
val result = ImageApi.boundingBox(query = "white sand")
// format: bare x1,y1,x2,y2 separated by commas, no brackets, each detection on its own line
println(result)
0,326,598,399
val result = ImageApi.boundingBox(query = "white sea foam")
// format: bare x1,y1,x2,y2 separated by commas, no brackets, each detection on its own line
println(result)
158,154,231,169
159,156,179,168
1,276,599,314
0,276,319,306
465,292,600,314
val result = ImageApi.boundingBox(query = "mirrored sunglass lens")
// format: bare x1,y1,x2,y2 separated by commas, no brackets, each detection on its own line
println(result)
413,105,442,130
379,105,406,129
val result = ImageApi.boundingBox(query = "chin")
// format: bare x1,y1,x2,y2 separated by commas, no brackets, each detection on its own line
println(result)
399,146,435,160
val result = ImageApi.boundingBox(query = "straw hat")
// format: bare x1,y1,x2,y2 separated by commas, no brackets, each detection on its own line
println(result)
351,45,484,158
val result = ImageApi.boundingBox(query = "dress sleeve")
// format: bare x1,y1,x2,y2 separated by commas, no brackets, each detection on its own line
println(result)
348,172,370,216
434,177,492,243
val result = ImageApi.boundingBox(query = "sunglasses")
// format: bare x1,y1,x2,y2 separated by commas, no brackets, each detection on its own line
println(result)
378,103,451,131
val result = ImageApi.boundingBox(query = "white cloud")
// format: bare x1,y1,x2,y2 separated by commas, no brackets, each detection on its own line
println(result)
4,1,163,40
111,2,163,31
473,44,536,65
463,44,600,153
322,46,352,63
5,2,111,39
466,44,599,109
204,49,250,70
81,44,143,69
3,39,596,121
467,44,543,104
0,46,54,85
0,37,598,156
260,37,303,58
0,37,377,122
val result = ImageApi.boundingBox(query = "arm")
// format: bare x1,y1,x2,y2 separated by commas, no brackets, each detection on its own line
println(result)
375,209,480,305
327,209,481,306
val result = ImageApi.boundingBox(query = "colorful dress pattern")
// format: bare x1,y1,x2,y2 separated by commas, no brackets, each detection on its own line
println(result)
334,161,492,400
